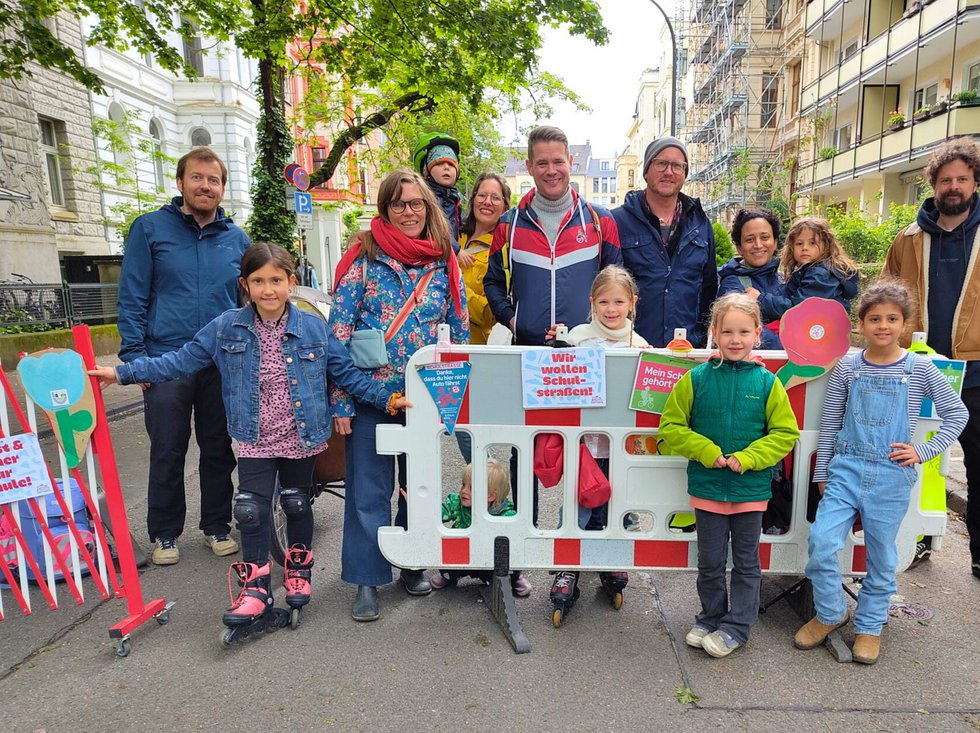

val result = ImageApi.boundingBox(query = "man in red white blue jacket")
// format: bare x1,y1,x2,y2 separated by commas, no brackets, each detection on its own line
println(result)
485,125,621,346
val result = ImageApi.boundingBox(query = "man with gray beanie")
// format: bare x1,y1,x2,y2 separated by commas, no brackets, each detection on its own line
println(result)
613,136,717,346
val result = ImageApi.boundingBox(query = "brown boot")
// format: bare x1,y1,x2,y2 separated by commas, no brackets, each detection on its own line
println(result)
794,613,850,650
852,634,881,665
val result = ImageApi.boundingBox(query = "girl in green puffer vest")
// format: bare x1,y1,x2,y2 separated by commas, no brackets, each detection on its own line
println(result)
660,293,800,659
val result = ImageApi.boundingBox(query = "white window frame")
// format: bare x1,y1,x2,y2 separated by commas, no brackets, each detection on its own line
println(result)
912,83,938,112
38,117,65,207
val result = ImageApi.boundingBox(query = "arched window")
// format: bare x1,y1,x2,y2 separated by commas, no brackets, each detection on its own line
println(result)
191,127,212,147
107,102,131,185
149,119,166,192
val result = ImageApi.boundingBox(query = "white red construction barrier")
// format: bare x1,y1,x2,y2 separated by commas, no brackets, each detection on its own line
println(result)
0,325,170,657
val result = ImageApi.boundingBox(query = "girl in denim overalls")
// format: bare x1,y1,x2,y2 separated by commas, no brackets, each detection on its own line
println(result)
796,280,967,664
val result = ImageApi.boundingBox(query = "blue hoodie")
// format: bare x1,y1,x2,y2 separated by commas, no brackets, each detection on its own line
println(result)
757,260,859,324
117,198,251,361
918,193,980,387
718,256,783,348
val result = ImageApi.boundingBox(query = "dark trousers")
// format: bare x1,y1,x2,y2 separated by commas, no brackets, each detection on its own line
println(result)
143,366,237,542
236,456,315,564
693,508,763,645
962,387,980,564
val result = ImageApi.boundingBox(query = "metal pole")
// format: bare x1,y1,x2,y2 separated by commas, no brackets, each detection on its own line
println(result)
647,0,678,137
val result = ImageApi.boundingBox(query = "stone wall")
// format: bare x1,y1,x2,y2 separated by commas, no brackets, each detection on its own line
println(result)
0,11,109,282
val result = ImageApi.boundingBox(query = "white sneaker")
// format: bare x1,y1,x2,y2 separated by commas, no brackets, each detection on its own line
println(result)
685,625,711,648
702,630,741,658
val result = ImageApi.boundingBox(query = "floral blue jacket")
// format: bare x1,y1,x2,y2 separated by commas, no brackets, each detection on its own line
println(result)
328,252,469,416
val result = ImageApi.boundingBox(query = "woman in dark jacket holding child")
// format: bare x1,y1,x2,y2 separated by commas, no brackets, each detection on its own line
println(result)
717,208,784,348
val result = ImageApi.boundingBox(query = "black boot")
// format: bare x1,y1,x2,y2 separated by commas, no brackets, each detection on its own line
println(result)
399,568,432,596
352,585,380,622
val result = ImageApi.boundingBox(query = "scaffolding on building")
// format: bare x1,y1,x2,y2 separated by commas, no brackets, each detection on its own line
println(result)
680,0,803,224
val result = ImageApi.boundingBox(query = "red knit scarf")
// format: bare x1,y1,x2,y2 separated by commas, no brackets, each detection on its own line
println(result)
332,216,462,316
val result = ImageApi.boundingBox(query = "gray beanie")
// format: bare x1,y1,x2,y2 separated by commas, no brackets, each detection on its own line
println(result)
642,136,689,174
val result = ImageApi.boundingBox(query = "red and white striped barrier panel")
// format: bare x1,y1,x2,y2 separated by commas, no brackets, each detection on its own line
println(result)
0,325,170,657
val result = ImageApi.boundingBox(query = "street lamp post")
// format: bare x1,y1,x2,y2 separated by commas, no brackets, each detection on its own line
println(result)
647,0,677,137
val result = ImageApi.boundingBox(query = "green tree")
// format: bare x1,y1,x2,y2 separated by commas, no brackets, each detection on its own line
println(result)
247,72,296,252
713,222,734,268
825,199,920,264
4,1,607,190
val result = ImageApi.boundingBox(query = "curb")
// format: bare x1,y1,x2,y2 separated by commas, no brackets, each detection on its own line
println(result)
947,481,969,517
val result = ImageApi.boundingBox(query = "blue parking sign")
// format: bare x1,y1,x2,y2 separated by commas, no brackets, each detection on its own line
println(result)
294,191,313,214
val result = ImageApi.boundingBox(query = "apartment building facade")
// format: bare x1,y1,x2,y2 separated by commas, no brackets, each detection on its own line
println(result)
796,0,980,214
0,12,108,282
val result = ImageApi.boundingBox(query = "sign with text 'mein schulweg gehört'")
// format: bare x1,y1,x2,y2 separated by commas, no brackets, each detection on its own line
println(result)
521,348,606,409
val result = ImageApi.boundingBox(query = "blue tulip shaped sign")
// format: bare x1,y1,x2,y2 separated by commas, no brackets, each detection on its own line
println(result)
17,349,97,468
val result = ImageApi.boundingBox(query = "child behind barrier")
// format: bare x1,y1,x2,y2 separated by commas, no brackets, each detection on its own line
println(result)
660,292,799,658
795,279,967,664
546,266,650,625
430,459,530,596
90,242,411,642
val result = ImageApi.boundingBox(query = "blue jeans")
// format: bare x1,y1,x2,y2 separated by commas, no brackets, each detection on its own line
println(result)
693,508,763,645
806,452,915,635
342,404,405,586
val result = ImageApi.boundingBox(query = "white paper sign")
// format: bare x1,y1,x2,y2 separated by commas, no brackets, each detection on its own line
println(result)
0,433,55,505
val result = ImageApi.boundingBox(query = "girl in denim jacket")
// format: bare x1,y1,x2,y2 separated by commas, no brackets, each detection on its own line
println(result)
91,243,410,641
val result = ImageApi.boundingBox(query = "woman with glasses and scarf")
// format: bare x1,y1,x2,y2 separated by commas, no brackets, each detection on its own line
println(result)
329,169,469,622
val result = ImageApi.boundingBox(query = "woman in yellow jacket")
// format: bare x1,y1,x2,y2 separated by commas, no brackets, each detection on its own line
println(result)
458,172,511,344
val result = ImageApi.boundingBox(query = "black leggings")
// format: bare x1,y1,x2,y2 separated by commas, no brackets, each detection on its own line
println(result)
235,456,316,564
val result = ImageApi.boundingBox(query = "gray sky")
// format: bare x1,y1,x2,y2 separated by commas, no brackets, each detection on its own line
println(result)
497,0,673,159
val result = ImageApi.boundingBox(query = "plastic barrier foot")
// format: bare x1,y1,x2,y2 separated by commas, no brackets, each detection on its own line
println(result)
478,537,530,654
824,630,853,663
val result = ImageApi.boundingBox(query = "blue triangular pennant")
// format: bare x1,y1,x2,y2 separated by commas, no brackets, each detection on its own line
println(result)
418,361,471,435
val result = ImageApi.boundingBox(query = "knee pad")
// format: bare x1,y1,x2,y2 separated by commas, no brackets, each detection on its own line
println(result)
279,488,310,519
233,493,262,531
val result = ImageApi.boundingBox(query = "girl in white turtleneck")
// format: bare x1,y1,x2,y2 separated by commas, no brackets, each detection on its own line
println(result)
547,266,649,618
556,265,649,530
564,265,649,350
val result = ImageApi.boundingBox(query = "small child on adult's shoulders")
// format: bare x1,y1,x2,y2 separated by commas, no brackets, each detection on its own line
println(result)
431,459,531,596
413,133,464,252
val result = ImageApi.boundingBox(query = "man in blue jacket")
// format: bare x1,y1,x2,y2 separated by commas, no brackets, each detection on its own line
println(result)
614,137,717,347
485,125,621,346
117,148,250,565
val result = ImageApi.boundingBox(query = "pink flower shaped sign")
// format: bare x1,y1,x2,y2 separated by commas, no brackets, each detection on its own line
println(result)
776,298,851,390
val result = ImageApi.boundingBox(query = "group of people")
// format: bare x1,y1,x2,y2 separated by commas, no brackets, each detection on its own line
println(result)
102,127,980,662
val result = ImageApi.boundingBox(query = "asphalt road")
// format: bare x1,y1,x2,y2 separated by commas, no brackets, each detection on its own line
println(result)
1,399,979,732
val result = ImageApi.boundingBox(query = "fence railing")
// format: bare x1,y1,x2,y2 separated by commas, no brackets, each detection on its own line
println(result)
0,283,119,332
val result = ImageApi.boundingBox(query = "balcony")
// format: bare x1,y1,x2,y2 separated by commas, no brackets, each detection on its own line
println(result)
804,103,980,190
802,0,978,114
